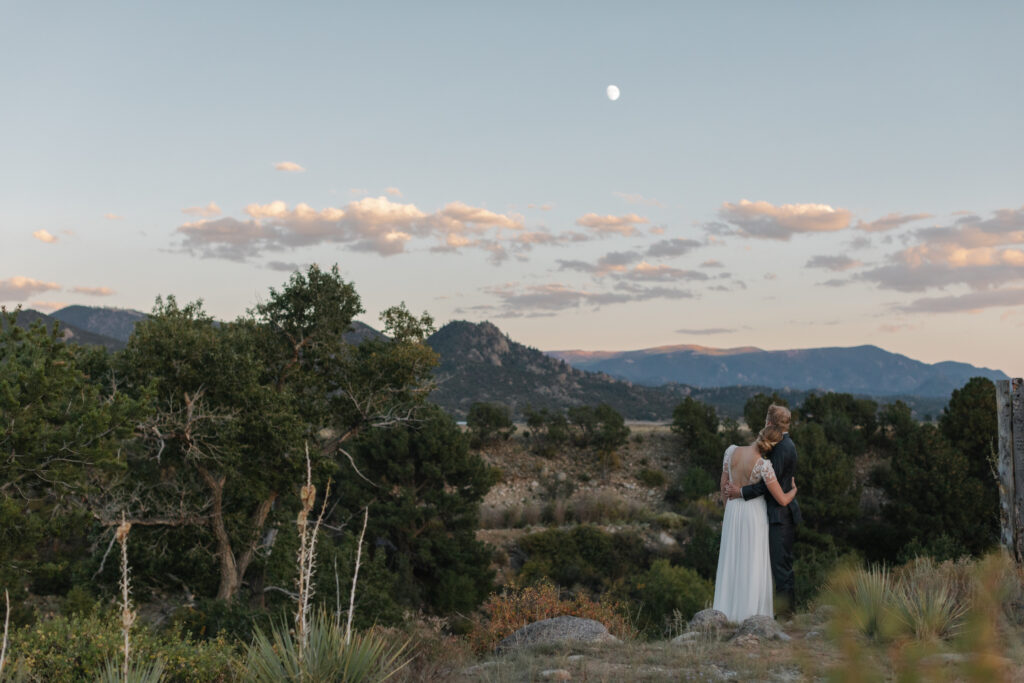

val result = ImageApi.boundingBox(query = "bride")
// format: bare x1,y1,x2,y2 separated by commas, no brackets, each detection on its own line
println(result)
712,425,796,622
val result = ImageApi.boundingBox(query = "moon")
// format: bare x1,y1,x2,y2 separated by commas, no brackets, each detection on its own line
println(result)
606,84,620,101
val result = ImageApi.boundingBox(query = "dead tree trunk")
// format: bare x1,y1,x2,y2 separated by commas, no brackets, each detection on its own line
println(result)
996,378,1024,562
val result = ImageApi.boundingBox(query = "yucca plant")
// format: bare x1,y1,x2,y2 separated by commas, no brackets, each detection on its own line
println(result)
825,564,898,641
95,659,165,683
891,578,968,641
245,610,409,683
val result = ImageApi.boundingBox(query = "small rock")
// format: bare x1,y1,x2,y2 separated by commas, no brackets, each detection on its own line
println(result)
813,604,836,623
732,634,760,649
657,531,677,547
804,630,823,640
732,615,792,642
539,669,572,680
670,631,701,644
566,655,584,662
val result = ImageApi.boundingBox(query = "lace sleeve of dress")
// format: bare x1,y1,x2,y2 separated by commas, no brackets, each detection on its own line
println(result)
758,458,777,483
722,445,736,473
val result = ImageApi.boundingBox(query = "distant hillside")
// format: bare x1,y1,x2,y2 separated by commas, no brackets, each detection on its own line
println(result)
46,304,384,346
426,321,692,420
548,344,1007,398
51,305,148,343
4,309,125,350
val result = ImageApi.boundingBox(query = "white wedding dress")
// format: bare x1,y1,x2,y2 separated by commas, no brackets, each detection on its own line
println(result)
712,444,775,622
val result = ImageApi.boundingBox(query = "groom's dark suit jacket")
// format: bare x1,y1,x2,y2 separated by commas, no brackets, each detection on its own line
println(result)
741,433,802,525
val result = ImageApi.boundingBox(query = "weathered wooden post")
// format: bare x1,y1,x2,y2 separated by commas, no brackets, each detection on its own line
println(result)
996,378,1024,562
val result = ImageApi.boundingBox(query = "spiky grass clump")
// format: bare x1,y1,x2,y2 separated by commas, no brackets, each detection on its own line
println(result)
245,610,409,683
95,658,165,683
825,564,898,641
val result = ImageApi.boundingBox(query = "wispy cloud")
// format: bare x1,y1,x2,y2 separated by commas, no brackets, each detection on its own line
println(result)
385,187,402,197
103,213,123,220
466,279,694,317
182,201,222,217
71,286,115,296
575,212,649,236
613,191,664,207
700,259,724,268
805,254,863,271
897,287,1024,314
717,199,851,240
645,238,702,258
29,300,68,311
266,260,305,272
274,161,305,173
856,212,932,232
0,276,61,301
33,229,58,243
676,327,736,335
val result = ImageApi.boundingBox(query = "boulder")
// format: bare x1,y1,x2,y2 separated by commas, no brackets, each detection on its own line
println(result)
688,608,731,634
731,615,791,642
495,615,618,653
538,669,572,680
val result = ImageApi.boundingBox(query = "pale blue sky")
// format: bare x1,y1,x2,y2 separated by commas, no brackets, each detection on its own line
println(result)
2,1,1023,375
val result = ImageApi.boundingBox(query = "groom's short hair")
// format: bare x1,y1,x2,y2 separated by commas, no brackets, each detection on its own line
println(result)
765,404,791,431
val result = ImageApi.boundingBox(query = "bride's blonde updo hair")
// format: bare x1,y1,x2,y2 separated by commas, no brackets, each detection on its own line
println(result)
755,424,784,454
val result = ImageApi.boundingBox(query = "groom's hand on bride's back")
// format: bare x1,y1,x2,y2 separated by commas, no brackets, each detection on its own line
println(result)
723,482,742,499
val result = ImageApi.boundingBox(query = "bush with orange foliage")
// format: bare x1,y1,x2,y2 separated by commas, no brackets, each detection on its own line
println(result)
467,580,637,653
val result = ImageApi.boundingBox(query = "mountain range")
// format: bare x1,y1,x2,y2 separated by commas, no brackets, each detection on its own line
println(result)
547,344,1008,398
6,306,1000,419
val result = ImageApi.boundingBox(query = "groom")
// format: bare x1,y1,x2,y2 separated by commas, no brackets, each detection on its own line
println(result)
724,404,802,616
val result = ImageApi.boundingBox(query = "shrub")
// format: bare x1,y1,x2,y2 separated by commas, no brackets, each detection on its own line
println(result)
466,402,516,447
636,468,667,488
8,614,240,682
467,580,636,653
681,516,721,580
666,467,717,506
517,525,650,595
671,398,724,475
633,559,713,637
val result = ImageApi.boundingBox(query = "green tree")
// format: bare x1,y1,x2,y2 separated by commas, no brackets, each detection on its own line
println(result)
788,421,860,538
335,404,496,616
0,311,141,594
466,402,516,447
671,397,723,475
743,392,789,432
113,265,439,602
881,421,992,556
567,403,630,474
940,377,999,542
800,392,877,457
523,405,569,457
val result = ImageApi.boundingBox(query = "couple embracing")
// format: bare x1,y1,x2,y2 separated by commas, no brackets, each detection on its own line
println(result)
712,404,802,621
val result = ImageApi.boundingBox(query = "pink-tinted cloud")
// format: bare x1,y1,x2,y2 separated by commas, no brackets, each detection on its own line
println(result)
0,276,61,301
72,286,116,296
103,213,123,220
182,202,222,217
177,197,524,259
33,229,57,243
856,212,932,232
575,212,649,236
613,191,664,207
274,161,305,172
718,199,852,240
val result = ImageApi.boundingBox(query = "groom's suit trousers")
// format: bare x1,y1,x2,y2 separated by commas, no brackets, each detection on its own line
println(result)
768,509,796,612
